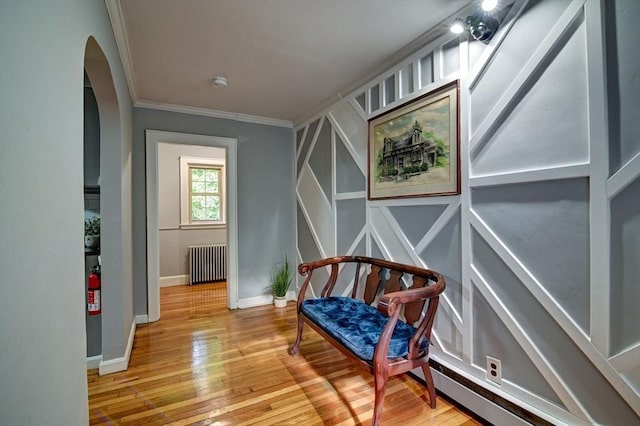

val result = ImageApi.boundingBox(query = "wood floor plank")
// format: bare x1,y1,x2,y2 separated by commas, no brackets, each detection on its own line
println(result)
88,283,484,425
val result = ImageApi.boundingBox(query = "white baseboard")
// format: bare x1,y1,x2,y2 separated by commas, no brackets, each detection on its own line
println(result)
430,368,530,425
236,290,296,309
237,294,273,309
159,274,189,287
86,355,102,370
135,314,149,324
99,319,136,375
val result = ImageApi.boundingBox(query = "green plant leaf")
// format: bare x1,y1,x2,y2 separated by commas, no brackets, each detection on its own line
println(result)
266,255,292,298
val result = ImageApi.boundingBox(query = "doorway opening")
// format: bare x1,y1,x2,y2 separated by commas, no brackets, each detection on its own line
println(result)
83,36,122,373
146,130,239,322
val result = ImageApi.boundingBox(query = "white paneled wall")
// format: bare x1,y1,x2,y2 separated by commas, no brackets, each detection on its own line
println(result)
295,0,640,424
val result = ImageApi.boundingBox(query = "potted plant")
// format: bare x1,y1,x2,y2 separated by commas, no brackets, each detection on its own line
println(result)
267,256,292,308
84,216,100,250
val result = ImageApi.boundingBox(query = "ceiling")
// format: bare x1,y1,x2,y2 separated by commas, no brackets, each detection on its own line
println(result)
111,0,473,126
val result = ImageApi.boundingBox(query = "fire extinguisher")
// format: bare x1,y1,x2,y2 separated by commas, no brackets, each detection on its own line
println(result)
88,265,101,315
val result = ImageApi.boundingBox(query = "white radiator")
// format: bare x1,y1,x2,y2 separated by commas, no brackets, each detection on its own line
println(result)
189,244,227,284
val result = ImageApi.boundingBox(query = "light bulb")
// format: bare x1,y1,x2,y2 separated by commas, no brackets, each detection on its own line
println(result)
450,18,465,34
482,0,498,12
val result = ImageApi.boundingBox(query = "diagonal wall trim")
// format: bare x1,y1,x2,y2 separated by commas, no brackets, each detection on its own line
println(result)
415,203,461,254
430,330,445,353
471,211,640,414
607,151,640,199
378,207,427,267
346,228,367,257
438,292,463,333
374,204,464,332
326,110,366,174
471,267,591,421
297,166,332,259
470,163,590,187
338,231,368,298
296,196,327,262
468,0,528,90
470,1,585,155
609,342,640,378
295,125,309,159
349,98,367,122
296,117,326,186
370,227,391,260
470,211,589,339
431,317,463,360
299,162,332,213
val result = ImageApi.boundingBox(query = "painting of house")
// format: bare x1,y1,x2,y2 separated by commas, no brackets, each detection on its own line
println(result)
381,120,438,178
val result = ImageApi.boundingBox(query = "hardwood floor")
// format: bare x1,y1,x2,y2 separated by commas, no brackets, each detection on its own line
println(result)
88,283,483,425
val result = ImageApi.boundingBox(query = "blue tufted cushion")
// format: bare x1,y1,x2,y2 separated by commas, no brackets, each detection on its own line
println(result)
301,296,428,361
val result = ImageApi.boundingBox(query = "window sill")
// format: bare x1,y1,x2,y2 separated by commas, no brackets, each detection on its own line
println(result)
180,223,227,230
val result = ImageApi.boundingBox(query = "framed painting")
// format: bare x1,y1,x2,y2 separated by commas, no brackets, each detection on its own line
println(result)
368,80,460,200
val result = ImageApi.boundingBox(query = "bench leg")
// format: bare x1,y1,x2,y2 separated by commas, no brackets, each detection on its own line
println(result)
289,314,304,355
421,363,437,408
372,369,388,426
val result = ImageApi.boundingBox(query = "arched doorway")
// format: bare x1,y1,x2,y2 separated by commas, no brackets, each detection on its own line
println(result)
83,36,126,374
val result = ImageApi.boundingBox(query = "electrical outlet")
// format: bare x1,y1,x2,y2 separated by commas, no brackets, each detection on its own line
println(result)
486,356,502,385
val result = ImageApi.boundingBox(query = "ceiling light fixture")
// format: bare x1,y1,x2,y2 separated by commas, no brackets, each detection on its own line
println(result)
450,0,503,44
481,0,498,12
212,76,228,88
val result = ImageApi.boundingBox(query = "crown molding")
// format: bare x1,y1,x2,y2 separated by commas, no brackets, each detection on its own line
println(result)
105,0,138,103
135,100,293,128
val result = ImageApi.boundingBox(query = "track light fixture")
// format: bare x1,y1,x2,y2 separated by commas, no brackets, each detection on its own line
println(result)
450,0,502,44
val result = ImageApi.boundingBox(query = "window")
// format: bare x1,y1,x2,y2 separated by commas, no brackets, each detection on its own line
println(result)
180,156,226,228
189,166,221,222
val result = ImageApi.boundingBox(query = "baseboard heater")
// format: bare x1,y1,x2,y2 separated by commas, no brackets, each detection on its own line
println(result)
189,244,227,284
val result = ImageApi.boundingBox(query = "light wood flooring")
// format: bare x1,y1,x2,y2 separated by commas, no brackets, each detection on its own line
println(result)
88,282,483,425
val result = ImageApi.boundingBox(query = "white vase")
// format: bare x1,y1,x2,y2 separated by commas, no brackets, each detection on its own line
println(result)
85,235,100,250
274,296,287,308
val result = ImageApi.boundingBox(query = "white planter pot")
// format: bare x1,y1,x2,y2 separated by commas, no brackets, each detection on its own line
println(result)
85,235,100,250
274,296,287,308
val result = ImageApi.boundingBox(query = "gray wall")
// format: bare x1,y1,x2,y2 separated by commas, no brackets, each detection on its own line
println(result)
295,0,640,424
158,143,227,278
84,84,101,186
133,108,295,310
0,1,133,425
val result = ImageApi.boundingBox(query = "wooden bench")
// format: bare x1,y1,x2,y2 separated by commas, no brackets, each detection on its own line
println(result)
289,256,446,426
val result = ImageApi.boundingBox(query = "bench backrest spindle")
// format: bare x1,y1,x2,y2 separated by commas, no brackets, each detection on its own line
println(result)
383,269,403,295
404,275,429,325
350,262,362,299
321,263,340,297
363,264,382,305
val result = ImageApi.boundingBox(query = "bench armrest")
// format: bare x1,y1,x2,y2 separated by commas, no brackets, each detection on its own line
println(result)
376,277,445,316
